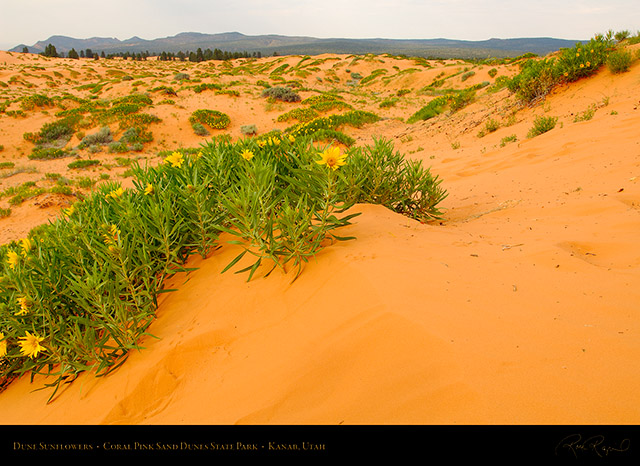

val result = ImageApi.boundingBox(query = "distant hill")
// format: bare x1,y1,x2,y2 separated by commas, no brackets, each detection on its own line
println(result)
10,31,585,59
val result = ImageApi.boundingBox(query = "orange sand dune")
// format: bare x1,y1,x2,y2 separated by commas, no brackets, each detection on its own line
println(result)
0,49,639,425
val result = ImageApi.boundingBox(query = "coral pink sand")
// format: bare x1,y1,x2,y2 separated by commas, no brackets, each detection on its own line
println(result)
0,51,638,425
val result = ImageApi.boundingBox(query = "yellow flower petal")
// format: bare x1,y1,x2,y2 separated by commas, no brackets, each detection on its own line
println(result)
18,331,45,359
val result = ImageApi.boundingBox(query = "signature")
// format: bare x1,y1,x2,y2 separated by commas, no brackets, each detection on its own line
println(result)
555,434,631,458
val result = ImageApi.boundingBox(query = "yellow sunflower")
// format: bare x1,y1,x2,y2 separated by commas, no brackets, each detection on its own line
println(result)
164,151,184,168
241,149,254,161
316,147,347,170
18,331,45,359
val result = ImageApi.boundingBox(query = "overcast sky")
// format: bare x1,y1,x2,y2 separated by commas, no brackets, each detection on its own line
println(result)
1,0,638,50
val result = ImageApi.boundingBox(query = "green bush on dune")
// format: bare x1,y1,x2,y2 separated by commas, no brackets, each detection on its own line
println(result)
0,135,446,399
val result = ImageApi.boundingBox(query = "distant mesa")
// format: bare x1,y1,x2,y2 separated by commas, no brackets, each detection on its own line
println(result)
8,31,586,59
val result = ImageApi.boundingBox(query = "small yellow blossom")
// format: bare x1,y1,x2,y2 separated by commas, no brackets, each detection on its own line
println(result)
18,331,45,359
106,187,124,199
20,238,32,257
103,224,120,245
576,53,580,57
288,135,296,143
563,72,569,77
63,204,75,216
144,183,154,196
257,140,266,148
6,251,19,270
164,151,184,168
0,332,6,358
241,149,254,161
16,297,29,316
586,61,591,67
580,63,585,68
317,146,347,170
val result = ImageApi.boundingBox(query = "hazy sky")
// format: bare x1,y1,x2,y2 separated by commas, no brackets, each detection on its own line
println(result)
1,0,638,50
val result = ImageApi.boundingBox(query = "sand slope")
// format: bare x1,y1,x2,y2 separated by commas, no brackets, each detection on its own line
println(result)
0,49,639,424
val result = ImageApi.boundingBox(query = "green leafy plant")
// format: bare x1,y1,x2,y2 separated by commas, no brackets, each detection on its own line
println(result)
527,115,558,138
189,109,231,130
607,49,632,73
261,86,301,103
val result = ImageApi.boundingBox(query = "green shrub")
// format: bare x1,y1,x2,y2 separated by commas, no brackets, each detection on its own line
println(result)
261,86,301,102
0,162,15,169
478,118,500,137
488,68,498,78
21,94,54,111
277,107,319,123
79,127,113,149
240,125,258,136
574,104,597,122
191,122,209,136
527,115,558,138
500,134,517,147
407,96,448,124
607,49,632,73
173,72,190,81
28,147,69,160
340,137,447,222
461,70,476,82
68,159,101,169
108,142,130,153
0,207,11,217
0,134,447,400
189,109,231,130
192,83,222,93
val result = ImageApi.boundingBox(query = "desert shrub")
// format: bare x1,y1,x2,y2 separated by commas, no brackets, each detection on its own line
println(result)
108,142,130,153
192,83,222,93
151,86,177,96
21,94,54,111
407,96,448,124
339,137,447,222
0,134,447,400
449,89,476,112
301,94,344,105
488,68,498,78
173,72,190,81
309,129,356,147
477,118,500,137
614,30,631,42
216,89,240,97
397,89,411,97
261,86,301,103
509,34,615,104
119,127,153,145
0,207,11,217
79,127,113,149
191,123,209,136
28,117,80,148
310,100,353,112
574,104,597,122
28,147,69,160
500,134,517,147
507,58,559,103
189,109,231,130
461,70,476,82
607,49,632,73
68,159,100,169
240,125,258,136
0,162,15,169
379,98,398,108
527,115,558,138
277,107,319,123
